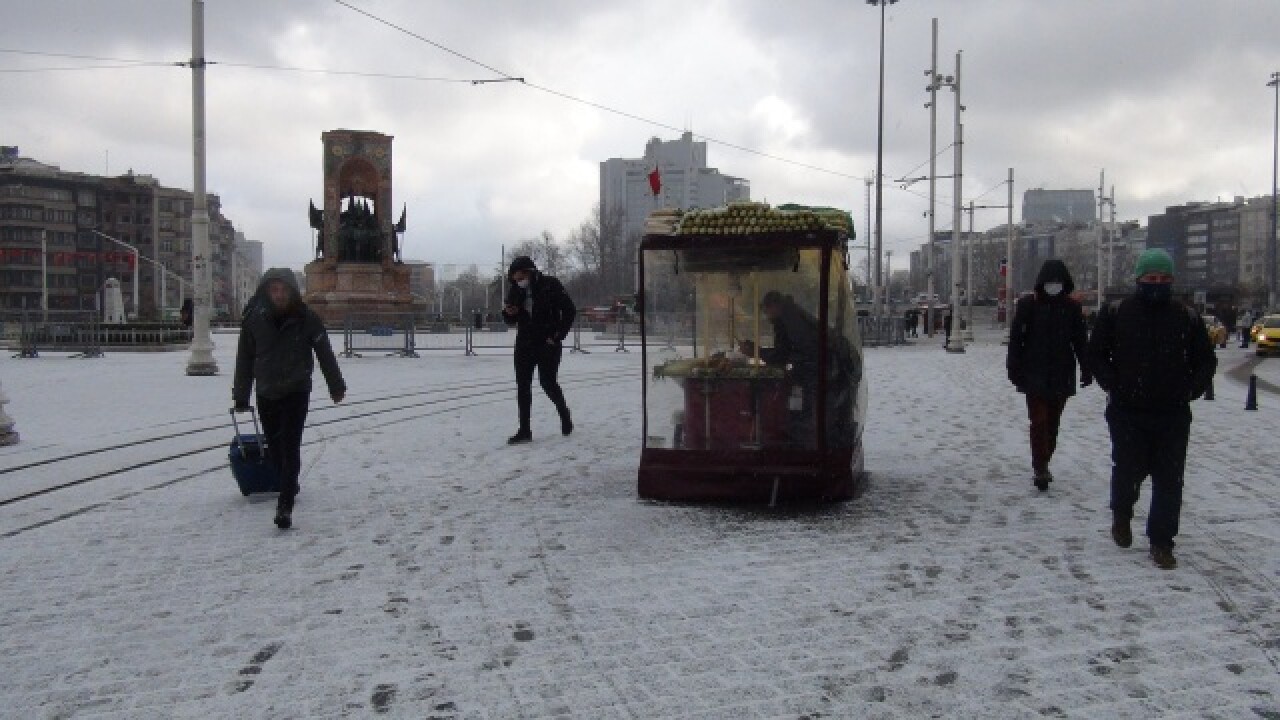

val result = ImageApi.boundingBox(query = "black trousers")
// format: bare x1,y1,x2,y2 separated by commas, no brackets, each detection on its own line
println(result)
515,342,569,430
1106,403,1191,548
258,391,309,499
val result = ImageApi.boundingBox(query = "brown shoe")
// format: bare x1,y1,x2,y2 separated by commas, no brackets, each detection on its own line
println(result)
1149,545,1176,570
1111,517,1132,548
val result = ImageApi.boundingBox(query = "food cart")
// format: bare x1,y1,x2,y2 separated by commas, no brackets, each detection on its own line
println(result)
638,203,867,503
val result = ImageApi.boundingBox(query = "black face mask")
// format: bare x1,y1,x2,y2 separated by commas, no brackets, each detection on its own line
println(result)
1137,282,1172,304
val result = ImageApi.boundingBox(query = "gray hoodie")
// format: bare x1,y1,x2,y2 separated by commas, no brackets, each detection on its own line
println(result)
232,268,345,405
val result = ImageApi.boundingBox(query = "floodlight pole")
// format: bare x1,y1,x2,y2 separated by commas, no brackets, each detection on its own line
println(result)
946,51,965,353
925,17,940,337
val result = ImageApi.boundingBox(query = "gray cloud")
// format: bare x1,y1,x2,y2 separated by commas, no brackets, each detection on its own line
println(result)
3,0,1278,271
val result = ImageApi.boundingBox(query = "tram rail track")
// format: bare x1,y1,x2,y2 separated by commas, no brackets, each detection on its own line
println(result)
0,370,624,510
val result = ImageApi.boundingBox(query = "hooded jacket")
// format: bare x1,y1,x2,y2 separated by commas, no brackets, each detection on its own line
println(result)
1086,288,1217,411
232,268,345,406
503,257,576,350
1007,259,1090,397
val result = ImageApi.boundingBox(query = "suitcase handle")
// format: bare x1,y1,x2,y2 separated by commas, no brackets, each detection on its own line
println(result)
230,406,266,458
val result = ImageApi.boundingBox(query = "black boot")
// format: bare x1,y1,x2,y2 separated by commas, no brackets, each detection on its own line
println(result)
508,428,532,445
274,494,294,530
560,410,573,437
1111,514,1132,548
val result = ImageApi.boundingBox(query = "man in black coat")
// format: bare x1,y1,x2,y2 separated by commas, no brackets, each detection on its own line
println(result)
503,256,576,444
1087,249,1216,570
1007,259,1092,491
232,268,346,529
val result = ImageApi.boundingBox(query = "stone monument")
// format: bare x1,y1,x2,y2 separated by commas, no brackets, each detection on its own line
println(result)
303,130,423,325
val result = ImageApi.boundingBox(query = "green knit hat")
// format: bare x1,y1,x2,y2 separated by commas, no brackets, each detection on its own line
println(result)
1134,248,1174,279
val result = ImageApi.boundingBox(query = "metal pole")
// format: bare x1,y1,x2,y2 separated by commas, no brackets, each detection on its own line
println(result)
1108,184,1116,292
872,0,888,319
186,0,218,375
1097,169,1105,313
965,200,974,341
40,229,48,322
864,177,873,295
926,17,938,337
1270,71,1279,310
946,51,965,353
131,247,139,320
1005,167,1014,338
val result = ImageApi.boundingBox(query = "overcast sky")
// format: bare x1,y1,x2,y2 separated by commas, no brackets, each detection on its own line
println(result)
3,0,1278,272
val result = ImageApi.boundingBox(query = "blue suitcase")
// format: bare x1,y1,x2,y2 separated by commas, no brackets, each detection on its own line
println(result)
229,408,281,496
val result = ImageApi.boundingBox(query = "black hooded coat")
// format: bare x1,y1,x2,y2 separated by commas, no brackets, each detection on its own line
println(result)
503,257,576,350
232,268,345,406
1006,259,1090,397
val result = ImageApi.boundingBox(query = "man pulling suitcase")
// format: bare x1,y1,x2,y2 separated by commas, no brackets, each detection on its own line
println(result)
232,268,346,529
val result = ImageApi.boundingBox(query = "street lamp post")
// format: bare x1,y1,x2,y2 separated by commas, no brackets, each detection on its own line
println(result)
1269,71,1279,310
945,51,965,354
185,0,218,375
868,0,898,319
92,230,139,319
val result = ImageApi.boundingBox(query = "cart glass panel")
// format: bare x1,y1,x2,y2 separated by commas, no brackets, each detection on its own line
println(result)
824,254,867,449
644,244,827,453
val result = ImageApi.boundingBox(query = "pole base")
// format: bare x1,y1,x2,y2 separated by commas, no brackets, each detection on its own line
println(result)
186,361,220,376
0,430,19,446
945,343,967,354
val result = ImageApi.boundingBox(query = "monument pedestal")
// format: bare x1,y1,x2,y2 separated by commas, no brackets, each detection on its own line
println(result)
304,260,424,326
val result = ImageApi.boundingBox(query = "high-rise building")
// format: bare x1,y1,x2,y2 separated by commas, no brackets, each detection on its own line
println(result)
0,149,242,319
601,132,749,242
1022,189,1096,226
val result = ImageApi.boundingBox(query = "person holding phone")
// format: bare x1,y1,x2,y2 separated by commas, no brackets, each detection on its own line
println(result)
503,256,576,444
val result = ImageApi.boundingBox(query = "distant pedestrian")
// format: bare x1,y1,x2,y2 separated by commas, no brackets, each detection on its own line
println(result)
503,256,576,444
1239,308,1255,346
1007,259,1091,491
179,298,193,328
943,311,953,347
1087,249,1216,570
232,268,346,530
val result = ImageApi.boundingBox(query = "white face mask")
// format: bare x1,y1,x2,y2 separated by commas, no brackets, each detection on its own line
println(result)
517,278,530,289
1044,282,1063,296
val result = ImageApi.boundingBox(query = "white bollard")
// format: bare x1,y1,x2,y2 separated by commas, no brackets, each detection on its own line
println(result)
0,378,18,446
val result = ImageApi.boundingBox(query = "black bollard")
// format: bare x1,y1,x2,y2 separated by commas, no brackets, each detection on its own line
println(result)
1246,374,1259,411
1205,377,1215,401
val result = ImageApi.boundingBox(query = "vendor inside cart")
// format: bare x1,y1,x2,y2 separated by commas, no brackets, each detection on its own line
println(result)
737,291,821,446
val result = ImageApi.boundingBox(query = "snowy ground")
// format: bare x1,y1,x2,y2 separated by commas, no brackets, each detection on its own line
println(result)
0,328,1277,719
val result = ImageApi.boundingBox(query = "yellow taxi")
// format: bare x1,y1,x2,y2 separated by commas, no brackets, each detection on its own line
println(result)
1255,315,1280,356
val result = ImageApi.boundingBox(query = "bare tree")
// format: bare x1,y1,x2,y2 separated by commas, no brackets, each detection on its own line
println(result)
567,203,629,303
509,230,568,278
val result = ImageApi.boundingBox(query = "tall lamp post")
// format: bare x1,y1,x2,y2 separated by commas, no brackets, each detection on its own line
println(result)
185,0,218,375
1268,71,1278,310
868,0,898,319
92,230,139,319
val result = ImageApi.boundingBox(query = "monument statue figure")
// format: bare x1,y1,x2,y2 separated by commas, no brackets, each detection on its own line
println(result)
303,129,423,324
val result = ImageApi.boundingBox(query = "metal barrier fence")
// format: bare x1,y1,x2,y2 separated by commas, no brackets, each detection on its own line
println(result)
8,311,189,358
341,314,418,358
570,316,634,354
858,316,908,348
463,323,512,356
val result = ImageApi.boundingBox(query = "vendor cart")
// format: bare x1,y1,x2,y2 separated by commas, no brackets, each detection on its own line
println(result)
638,209,867,503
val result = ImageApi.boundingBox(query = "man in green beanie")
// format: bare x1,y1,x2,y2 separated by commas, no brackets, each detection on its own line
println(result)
1086,249,1216,569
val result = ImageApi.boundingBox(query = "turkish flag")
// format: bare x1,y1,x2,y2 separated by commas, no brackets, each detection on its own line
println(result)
648,166,661,196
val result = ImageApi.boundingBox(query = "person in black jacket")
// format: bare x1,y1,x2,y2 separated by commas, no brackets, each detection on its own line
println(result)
1087,249,1216,570
232,268,346,529
1007,259,1092,491
503,256,576,444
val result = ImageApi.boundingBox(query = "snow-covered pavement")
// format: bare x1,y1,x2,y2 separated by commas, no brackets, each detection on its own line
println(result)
0,335,1277,719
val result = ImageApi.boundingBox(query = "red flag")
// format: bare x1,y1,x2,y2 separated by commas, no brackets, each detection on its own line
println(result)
647,166,661,196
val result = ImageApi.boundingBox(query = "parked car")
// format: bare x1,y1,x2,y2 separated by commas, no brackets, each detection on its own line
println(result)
1254,315,1280,356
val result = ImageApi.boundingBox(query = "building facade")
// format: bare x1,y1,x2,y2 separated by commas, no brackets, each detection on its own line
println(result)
0,150,242,320
1023,189,1096,226
601,132,750,242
